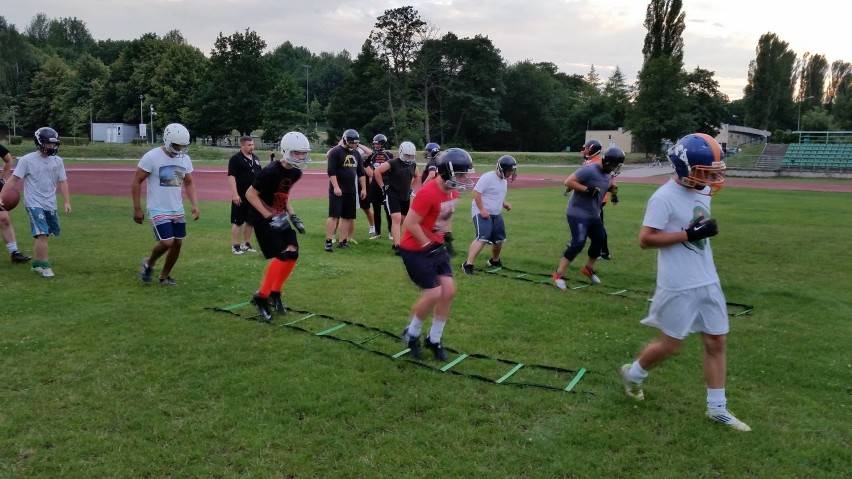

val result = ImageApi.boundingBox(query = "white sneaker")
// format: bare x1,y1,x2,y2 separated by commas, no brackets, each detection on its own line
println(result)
369,234,382,240
552,272,567,290
32,266,55,277
582,265,601,284
368,226,376,235
706,409,751,431
388,233,393,241
620,364,645,400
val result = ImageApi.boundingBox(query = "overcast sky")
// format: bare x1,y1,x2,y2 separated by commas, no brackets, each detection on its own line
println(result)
3,1,846,100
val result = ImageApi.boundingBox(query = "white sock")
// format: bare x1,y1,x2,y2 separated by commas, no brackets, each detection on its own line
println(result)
628,361,648,382
429,317,446,343
406,316,424,337
707,388,727,412
6,242,17,253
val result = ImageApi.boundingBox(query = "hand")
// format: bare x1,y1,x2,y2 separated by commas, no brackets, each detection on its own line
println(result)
133,207,145,224
382,184,389,195
423,241,446,257
443,231,456,257
608,185,619,195
685,217,718,242
191,206,199,221
269,212,292,231
611,194,620,205
503,202,512,211
479,210,490,219
333,187,342,196
290,214,306,234
583,186,601,198
232,194,241,205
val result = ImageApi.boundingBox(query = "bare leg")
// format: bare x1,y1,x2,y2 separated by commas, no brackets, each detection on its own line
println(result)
160,238,183,278
637,333,684,371
701,333,727,389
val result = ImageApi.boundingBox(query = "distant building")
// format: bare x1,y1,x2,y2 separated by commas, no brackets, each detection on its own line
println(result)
586,124,771,154
91,123,139,143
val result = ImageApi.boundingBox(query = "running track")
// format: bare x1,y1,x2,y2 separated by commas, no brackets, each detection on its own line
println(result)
65,164,852,201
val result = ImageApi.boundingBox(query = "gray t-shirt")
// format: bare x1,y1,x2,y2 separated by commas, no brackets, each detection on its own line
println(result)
566,163,612,219
137,147,193,219
13,152,67,210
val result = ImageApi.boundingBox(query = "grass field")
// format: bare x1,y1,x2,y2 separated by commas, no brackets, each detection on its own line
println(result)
1,181,850,478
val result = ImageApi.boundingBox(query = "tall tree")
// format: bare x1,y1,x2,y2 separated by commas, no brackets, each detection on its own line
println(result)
325,40,389,141
825,60,852,114
602,66,633,129
742,33,796,130
21,56,72,133
684,67,728,137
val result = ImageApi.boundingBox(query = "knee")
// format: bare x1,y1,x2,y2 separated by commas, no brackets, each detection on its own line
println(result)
703,334,727,355
0,214,9,227
441,283,457,301
160,238,175,248
275,249,299,261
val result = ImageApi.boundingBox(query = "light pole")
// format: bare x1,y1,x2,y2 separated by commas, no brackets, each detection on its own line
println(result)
797,95,815,132
302,64,310,121
149,105,156,143
139,95,144,137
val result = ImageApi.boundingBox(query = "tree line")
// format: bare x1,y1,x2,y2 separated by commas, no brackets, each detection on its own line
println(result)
1,1,850,153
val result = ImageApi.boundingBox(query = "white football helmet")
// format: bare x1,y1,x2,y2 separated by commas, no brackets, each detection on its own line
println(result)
398,141,417,164
163,123,190,157
280,131,312,168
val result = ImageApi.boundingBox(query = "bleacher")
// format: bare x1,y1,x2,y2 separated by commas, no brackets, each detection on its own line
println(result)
780,132,852,172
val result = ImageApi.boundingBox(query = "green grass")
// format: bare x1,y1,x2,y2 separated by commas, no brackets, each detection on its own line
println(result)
1,183,850,478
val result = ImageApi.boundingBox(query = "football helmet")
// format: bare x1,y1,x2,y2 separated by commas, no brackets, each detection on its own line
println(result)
424,142,440,159
398,141,417,164
582,139,602,160
34,127,61,156
342,129,360,145
601,146,625,176
163,123,190,158
372,134,387,151
280,131,312,168
436,148,475,191
667,133,726,195
496,155,517,182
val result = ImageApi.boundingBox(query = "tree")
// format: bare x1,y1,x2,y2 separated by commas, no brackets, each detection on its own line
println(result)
742,33,796,131
261,74,306,142
642,0,685,63
825,60,852,114
500,61,568,151
21,56,72,133
325,40,389,143
60,53,109,133
684,67,728,137
602,66,633,129
0,16,40,105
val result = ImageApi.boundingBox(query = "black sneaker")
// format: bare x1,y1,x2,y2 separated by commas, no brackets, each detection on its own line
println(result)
461,262,474,275
401,328,422,359
158,276,177,286
598,252,611,260
324,240,334,252
10,251,31,263
392,244,401,256
486,258,503,268
337,240,349,249
424,336,449,361
252,293,273,322
139,258,153,285
269,291,288,313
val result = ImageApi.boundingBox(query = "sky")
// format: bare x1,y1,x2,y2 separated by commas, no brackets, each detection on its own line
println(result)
2,0,847,100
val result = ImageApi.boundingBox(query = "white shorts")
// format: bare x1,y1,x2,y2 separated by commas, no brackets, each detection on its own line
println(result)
640,283,729,339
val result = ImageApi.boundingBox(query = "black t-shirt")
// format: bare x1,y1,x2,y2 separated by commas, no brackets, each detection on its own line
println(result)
0,144,9,158
327,145,365,194
385,157,417,200
227,152,262,197
249,161,303,223
366,150,394,193
421,157,438,184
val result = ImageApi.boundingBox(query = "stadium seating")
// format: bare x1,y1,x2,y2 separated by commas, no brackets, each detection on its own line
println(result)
781,142,852,171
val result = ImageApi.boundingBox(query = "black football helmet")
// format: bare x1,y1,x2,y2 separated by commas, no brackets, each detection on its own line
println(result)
436,148,475,191
424,142,440,159
35,127,61,156
582,139,602,160
496,155,517,182
342,129,360,145
601,146,625,176
372,134,387,151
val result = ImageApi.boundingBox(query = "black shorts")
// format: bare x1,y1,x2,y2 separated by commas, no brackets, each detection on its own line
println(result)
385,195,410,215
230,199,252,225
253,217,299,259
400,246,452,289
328,192,357,219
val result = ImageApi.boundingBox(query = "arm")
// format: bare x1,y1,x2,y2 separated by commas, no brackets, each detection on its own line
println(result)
373,162,390,190
563,173,585,191
402,209,433,247
227,175,241,205
58,180,71,213
638,225,689,249
472,189,488,218
131,167,150,224
245,186,272,219
183,173,200,220
1,152,11,180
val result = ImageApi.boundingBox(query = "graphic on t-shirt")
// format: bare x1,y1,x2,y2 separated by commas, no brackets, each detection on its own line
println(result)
433,198,456,234
271,178,296,213
685,205,711,251
158,165,187,187
343,155,357,168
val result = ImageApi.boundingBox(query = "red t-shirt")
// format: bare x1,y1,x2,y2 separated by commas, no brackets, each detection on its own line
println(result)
400,180,458,251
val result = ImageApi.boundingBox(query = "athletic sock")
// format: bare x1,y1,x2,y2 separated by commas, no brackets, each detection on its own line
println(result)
6,242,18,253
273,259,297,291
429,317,446,343
707,388,727,412
259,260,287,297
406,316,424,337
628,361,648,383
32,259,48,268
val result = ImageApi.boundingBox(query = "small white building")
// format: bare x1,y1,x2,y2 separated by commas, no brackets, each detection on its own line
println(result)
91,123,139,143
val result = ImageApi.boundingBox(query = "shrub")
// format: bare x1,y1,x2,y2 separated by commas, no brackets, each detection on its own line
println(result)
8,135,22,145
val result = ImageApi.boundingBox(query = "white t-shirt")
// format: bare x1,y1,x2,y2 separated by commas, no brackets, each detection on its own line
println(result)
642,179,720,291
13,152,67,210
137,147,193,220
471,170,507,216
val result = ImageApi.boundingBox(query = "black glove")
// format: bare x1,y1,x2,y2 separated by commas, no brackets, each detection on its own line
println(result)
290,214,306,234
608,185,619,195
382,184,390,195
443,231,456,257
583,186,601,198
611,193,620,205
269,212,292,231
685,217,718,242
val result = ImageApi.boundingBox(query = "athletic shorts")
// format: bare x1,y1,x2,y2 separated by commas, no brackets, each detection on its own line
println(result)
328,192,357,219
253,216,299,259
640,283,729,339
151,217,187,241
472,214,506,243
230,198,252,225
399,246,453,289
26,207,61,237
385,195,410,216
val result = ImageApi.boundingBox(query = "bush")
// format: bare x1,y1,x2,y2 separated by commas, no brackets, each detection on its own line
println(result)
8,135,22,145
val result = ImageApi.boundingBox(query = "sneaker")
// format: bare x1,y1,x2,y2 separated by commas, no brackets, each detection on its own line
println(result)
392,244,401,256
424,336,449,361
139,259,153,285
269,291,287,313
705,409,751,432
369,234,382,240
388,233,393,241
325,241,334,252
232,245,244,255
598,252,611,261
368,226,376,235
486,258,503,268
552,272,567,290
32,266,55,277
461,262,474,275
242,242,257,253
401,328,422,359
251,293,273,322
620,364,645,401
348,238,358,245
11,251,31,263
337,240,350,249
582,265,601,284
158,276,177,286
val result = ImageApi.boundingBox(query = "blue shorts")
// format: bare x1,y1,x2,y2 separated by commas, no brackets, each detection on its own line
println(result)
472,214,506,243
151,217,187,241
26,207,60,237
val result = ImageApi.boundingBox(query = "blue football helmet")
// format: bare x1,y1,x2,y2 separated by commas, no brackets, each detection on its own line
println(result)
436,148,475,191
496,155,517,182
424,142,441,159
601,146,625,177
667,133,726,195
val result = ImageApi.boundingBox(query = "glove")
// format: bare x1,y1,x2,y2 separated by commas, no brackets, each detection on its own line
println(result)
290,214,306,234
608,185,619,195
269,212,292,231
382,184,390,195
685,217,718,242
443,231,456,257
611,193,620,205
583,186,600,198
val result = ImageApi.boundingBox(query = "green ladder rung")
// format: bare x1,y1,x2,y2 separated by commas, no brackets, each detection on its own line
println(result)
356,332,384,345
608,289,628,295
440,353,468,372
220,301,251,311
564,368,587,392
571,284,590,290
284,313,316,326
316,323,346,336
392,348,414,359
495,363,524,384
